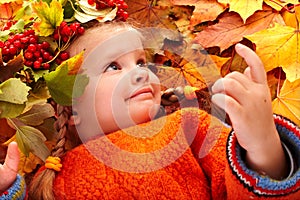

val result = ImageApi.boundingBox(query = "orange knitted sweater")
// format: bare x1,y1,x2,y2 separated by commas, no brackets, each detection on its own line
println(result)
52,108,300,199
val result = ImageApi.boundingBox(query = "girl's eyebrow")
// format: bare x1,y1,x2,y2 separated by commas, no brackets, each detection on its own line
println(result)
82,30,144,76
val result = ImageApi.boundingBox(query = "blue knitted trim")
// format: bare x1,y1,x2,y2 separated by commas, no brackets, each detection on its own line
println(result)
226,114,300,196
0,174,26,200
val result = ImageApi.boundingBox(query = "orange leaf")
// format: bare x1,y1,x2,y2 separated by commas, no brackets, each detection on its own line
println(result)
0,1,22,20
170,0,227,26
194,6,279,51
264,0,298,11
282,4,300,29
272,79,300,126
126,0,177,29
18,152,43,175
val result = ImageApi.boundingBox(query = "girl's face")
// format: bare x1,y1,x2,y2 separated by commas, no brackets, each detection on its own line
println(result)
73,27,161,136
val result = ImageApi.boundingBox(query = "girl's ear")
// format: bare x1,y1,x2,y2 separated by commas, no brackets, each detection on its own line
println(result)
69,110,81,126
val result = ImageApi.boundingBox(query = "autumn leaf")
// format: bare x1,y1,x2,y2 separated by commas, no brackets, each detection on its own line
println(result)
44,53,89,106
171,0,227,26
17,103,55,126
218,0,263,22
13,122,50,161
272,79,300,126
18,152,43,176
0,0,23,20
282,4,300,29
126,0,177,29
0,78,30,104
194,6,280,51
31,0,63,36
0,53,24,82
264,0,298,11
246,23,300,82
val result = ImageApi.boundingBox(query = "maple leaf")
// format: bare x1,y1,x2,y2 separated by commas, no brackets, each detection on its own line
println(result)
194,6,280,51
282,3,300,29
246,23,300,82
171,0,227,26
272,79,300,126
31,0,63,36
218,0,263,22
126,0,177,29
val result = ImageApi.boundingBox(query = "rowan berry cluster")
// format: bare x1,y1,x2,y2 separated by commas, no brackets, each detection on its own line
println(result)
0,21,85,70
87,0,129,21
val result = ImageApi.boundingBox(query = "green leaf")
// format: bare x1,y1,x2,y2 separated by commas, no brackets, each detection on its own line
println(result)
17,103,55,126
9,19,25,32
44,53,89,106
0,78,30,104
44,65,89,105
0,30,10,41
0,101,25,118
15,124,50,161
32,0,64,36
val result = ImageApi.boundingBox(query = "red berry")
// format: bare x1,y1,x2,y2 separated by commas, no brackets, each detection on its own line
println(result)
24,60,33,67
9,46,17,55
29,36,37,44
24,51,33,60
27,44,37,52
60,52,69,60
62,36,69,43
53,33,60,41
20,37,29,44
88,0,94,5
34,51,41,58
77,26,85,35
41,41,50,49
107,0,115,7
2,47,10,55
0,41,4,48
43,51,51,60
42,63,50,70
13,40,21,48
33,60,41,69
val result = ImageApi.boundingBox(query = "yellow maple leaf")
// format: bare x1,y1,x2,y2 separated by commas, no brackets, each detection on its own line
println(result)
246,23,300,82
282,4,300,29
218,0,263,22
272,79,300,126
31,0,63,36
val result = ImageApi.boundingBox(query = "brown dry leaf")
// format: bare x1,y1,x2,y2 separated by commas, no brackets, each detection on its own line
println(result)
193,6,279,51
246,23,300,82
126,0,177,29
0,53,24,82
272,79,300,126
170,0,227,26
218,0,263,22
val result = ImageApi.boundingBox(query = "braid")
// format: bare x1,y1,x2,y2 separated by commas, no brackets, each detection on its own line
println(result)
28,104,79,200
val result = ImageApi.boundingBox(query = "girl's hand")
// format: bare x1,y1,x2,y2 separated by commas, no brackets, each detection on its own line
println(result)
0,142,20,193
211,43,287,179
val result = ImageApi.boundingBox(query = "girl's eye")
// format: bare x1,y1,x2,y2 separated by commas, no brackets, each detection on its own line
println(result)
104,63,120,72
137,60,146,68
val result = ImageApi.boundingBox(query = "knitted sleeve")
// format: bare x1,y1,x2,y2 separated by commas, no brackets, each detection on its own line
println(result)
225,114,300,199
0,174,27,200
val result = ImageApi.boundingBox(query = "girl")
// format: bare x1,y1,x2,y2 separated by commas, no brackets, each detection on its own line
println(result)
1,22,300,199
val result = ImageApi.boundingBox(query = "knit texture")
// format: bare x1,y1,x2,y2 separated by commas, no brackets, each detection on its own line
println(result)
51,108,300,199
0,174,26,200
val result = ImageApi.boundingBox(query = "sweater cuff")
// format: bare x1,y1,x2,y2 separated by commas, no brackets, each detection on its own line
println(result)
0,174,26,200
226,114,300,196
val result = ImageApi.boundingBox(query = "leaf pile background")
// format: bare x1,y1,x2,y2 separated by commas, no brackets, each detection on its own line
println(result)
0,0,299,181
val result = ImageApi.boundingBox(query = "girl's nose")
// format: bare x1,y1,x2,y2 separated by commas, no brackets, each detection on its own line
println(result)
131,68,149,84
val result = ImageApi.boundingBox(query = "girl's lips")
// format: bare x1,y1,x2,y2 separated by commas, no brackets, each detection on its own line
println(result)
129,87,153,99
